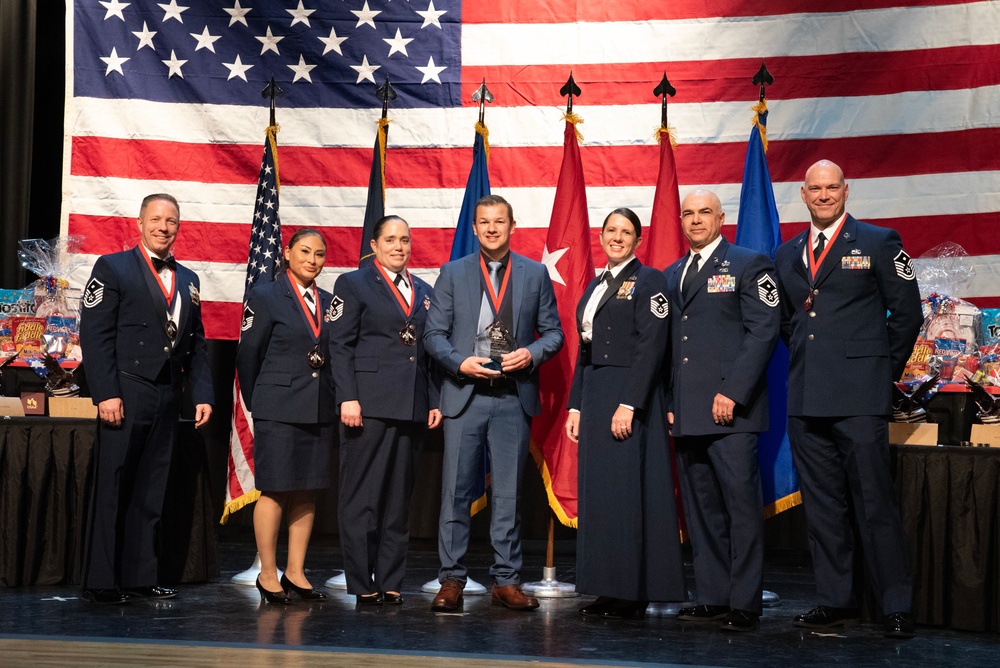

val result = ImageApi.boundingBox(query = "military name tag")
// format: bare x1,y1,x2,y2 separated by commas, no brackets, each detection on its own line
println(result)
841,256,871,270
707,274,737,293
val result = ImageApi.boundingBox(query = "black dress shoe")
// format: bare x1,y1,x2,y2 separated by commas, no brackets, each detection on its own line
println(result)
382,592,403,605
280,574,327,601
793,606,860,628
356,593,383,606
579,596,616,617
256,577,292,605
601,600,648,620
883,612,915,638
81,588,130,605
677,604,730,621
720,609,759,633
123,586,177,600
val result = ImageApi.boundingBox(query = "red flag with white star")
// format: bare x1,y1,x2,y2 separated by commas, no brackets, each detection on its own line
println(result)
530,117,595,527
637,128,685,270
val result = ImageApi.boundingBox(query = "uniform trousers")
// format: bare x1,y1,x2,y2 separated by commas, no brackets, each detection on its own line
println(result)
675,431,764,614
438,386,530,586
788,415,912,613
338,417,422,595
84,371,179,589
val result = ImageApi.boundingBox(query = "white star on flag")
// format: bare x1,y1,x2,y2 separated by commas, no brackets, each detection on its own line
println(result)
384,28,413,57
158,0,189,24
100,47,130,76
224,0,252,27
191,26,221,53
287,1,315,28
352,1,381,29
161,50,187,78
541,245,570,286
351,54,379,84
318,26,347,56
288,55,317,83
416,1,447,29
223,54,253,81
255,26,283,55
132,21,156,50
100,0,129,22
416,56,446,84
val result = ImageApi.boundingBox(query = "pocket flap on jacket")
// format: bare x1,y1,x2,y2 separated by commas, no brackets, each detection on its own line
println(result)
844,339,887,358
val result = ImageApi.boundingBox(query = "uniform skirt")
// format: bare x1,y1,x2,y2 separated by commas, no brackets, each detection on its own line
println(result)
576,363,686,602
253,419,334,492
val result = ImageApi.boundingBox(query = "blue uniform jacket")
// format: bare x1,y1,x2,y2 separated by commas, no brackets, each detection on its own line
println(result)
236,273,336,424
80,246,213,406
775,215,923,417
329,263,439,421
567,259,671,413
424,251,564,418
663,238,780,436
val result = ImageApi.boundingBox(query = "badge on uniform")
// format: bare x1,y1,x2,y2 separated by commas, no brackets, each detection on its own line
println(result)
423,295,431,310
650,292,669,319
894,249,915,281
188,283,200,305
617,277,636,300
326,295,344,322
841,255,871,270
241,304,254,331
757,274,779,308
83,277,105,308
707,274,736,293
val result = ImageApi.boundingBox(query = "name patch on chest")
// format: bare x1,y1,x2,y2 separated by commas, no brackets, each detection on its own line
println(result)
707,274,736,293
841,256,871,270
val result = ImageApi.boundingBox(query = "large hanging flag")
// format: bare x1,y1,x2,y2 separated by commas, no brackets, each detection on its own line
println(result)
638,77,685,270
532,113,595,527
61,1,1000,339
734,96,800,517
222,124,282,523
358,118,388,265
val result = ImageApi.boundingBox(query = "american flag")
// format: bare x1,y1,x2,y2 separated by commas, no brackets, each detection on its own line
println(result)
63,0,1000,341
222,125,281,521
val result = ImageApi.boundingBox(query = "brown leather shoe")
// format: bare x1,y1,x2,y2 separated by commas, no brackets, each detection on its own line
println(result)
491,584,539,610
431,578,464,612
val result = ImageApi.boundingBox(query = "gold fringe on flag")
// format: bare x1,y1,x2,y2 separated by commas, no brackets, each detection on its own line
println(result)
751,100,768,153
528,443,578,528
561,112,584,143
762,490,802,519
266,125,280,189
475,121,490,162
220,489,261,525
653,125,678,149
377,117,391,204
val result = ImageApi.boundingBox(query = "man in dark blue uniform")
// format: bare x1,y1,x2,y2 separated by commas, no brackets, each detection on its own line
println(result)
80,193,214,604
775,161,922,638
424,194,563,612
665,190,780,632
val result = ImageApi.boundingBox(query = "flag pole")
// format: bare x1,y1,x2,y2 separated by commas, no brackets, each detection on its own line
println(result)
521,72,583,600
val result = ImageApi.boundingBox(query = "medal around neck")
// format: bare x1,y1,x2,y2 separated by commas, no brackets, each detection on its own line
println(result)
399,322,417,346
307,344,326,369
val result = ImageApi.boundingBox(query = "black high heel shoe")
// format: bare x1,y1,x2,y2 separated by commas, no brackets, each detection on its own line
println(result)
280,574,327,601
256,576,292,604
602,599,649,620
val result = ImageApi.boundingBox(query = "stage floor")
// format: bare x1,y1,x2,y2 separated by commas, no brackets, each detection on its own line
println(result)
1,536,995,667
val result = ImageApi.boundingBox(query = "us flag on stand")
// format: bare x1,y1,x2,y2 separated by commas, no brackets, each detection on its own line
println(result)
222,125,282,522
62,0,1000,341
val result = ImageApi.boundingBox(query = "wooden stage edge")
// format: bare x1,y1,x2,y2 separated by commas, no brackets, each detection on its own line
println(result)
0,638,624,668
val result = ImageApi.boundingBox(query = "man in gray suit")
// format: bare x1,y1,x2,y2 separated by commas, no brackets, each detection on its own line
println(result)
424,194,564,611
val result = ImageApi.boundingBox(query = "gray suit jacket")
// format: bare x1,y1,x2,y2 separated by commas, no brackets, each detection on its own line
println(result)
424,251,564,417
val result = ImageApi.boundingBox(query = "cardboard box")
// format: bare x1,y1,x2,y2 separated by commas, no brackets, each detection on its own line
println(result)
48,397,97,419
889,422,939,446
970,424,1000,448
0,396,25,416
20,391,45,416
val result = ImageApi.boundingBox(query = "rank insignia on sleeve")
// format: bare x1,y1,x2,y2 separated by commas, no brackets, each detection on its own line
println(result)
894,250,916,281
83,278,105,308
326,296,344,322
650,292,669,319
757,274,779,308
188,283,200,306
423,295,431,310
241,304,254,331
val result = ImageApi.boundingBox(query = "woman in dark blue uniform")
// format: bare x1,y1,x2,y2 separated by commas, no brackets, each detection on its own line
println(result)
236,228,336,604
331,216,441,606
565,208,685,619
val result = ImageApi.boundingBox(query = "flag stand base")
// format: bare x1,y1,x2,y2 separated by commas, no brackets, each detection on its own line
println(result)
763,590,781,607
420,578,488,595
521,566,579,598
230,553,282,586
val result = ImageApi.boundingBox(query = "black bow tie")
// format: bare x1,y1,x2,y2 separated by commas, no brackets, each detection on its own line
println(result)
152,256,177,272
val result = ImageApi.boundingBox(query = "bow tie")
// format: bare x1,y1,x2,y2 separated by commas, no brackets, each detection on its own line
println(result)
152,256,177,272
